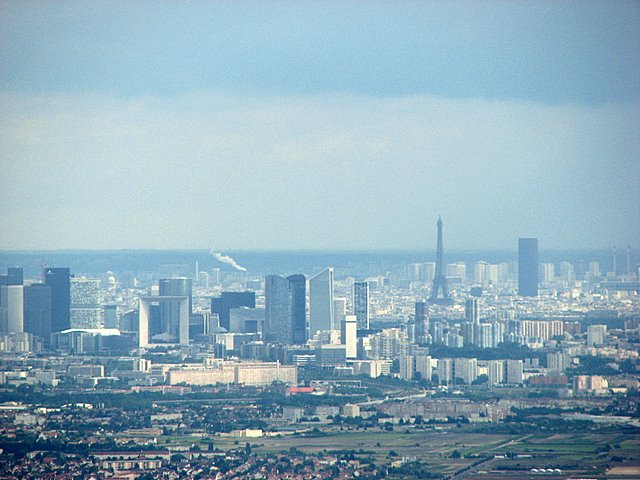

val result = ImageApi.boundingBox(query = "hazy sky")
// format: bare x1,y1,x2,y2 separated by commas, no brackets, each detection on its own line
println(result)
1,1,639,250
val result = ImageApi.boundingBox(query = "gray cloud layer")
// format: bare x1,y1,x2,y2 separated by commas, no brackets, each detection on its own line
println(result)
1,92,638,250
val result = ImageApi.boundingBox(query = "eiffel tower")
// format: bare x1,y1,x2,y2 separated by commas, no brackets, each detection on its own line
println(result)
430,216,453,305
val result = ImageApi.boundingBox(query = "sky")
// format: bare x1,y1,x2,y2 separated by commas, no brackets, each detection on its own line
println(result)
1,1,639,251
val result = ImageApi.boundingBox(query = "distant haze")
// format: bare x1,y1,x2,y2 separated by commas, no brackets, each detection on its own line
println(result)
0,249,626,280
1,2,638,250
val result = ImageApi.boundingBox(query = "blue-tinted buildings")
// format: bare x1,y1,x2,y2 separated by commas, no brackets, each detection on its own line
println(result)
44,268,71,332
265,274,306,345
518,238,539,297
211,291,256,332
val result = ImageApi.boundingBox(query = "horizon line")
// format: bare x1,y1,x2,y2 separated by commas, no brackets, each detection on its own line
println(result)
0,246,633,254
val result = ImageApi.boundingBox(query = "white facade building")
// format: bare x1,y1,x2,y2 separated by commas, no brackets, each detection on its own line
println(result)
341,314,357,359
436,358,453,385
454,358,477,384
415,355,432,382
309,268,334,333
399,355,415,380
0,285,24,334
505,359,524,384
587,325,607,346
487,360,505,384
70,277,102,329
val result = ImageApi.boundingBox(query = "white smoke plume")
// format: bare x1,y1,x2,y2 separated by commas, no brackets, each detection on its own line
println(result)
211,251,247,272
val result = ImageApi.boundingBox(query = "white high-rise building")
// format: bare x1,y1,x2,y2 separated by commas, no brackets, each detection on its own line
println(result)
0,285,24,334
519,320,564,343
505,359,524,384
587,325,607,346
407,263,424,282
341,314,357,359
367,328,408,359
423,262,436,283
542,263,555,283
474,261,488,285
588,261,600,278
497,263,510,283
492,322,505,347
473,262,499,287
477,323,494,348
139,296,189,347
454,358,477,384
465,298,480,324
446,263,456,278
70,277,103,329
455,262,467,280
547,351,568,372
446,262,466,280
560,261,575,284
415,355,432,382
199,271,210,289
486,264,499,286
487,360,505,384
309,267,334,334
437,358,453,385
399,355,415,380
445,332,464,348
211,268,221,286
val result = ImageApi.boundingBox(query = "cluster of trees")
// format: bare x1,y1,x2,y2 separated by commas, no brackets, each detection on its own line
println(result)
569,355,636,375
426,342,543,361
258,391,358,408
0,385,153,410
387,461,443,479
0,433,164,459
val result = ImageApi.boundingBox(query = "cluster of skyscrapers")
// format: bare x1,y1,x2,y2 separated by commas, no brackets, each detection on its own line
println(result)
1,218,635,361
0,267,74,347
261,268,369,352
0,220,548,354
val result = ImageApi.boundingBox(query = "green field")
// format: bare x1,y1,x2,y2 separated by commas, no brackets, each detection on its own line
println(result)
146,426,640,479
175,428,640,479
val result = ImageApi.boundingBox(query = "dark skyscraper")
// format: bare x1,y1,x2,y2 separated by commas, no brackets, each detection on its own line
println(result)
287,274,307,344
414,301,429,343
430,216,452,304
0,267,23,286
24,284,52,346
518,238,539,296
265,274,306,345
265,275,291,344
44,267,71,332
353,281,370,330
211,291,256,331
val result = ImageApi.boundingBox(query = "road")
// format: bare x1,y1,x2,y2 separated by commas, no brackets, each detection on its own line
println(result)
356,388,428,407
448,456,498,480
447,434,532,479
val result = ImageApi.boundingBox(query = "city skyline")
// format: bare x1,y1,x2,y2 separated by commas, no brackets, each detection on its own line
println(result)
0,4,638,478
1,2,639,251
